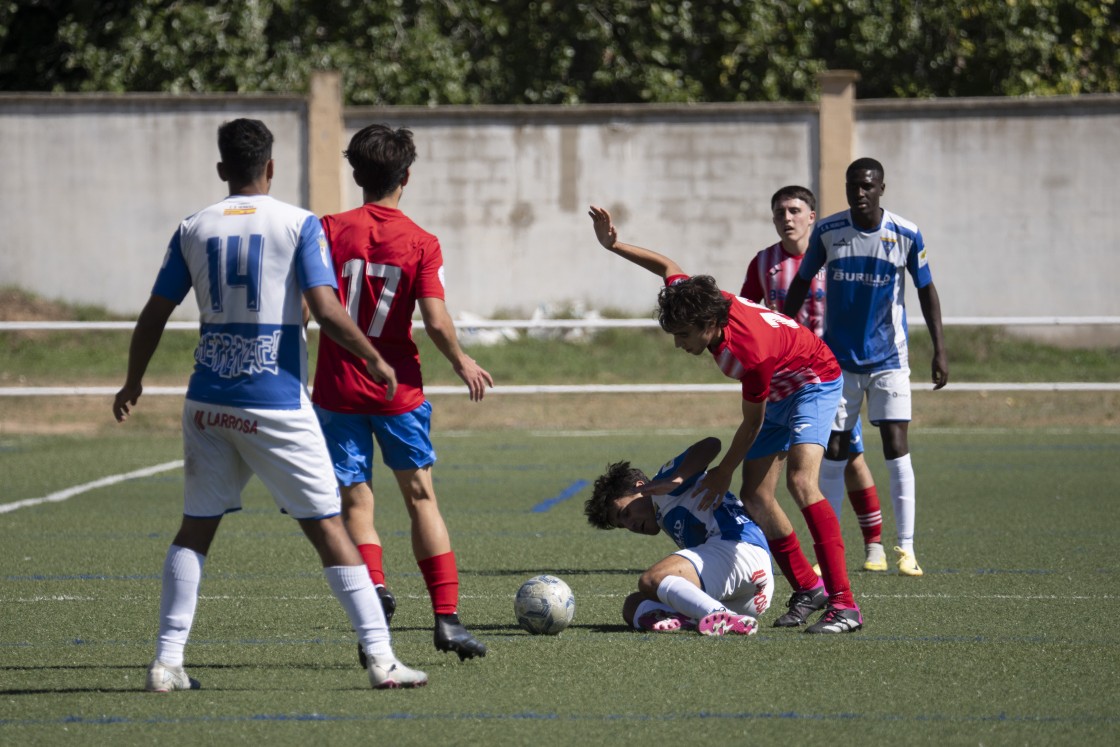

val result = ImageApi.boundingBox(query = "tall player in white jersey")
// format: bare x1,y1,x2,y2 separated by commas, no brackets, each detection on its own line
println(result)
585,437,774,636
112,118,428,691
740,185,887,572
785,158,948,577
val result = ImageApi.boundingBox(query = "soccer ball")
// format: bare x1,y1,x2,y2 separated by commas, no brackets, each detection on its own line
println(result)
514,574,575,635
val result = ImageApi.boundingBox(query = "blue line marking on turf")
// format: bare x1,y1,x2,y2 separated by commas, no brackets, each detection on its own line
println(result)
531,480,588,513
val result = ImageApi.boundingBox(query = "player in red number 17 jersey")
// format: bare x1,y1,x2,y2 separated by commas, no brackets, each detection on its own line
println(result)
312,201,444,416
589,204,862,634
312,125,493,661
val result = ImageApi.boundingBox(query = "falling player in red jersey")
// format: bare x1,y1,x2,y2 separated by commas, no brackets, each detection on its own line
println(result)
312,124,493,661
589,204,862,634
741,185,887,572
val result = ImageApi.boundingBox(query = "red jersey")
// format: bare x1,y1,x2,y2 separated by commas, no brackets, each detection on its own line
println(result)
740,242,827,337
311,204,445,416
667,275,840,403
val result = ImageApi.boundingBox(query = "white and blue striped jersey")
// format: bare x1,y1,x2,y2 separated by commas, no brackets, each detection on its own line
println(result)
800,208,933,373
152,194,336,409
651,450,769,552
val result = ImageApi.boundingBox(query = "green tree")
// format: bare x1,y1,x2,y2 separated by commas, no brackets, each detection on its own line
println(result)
1,0,1116,102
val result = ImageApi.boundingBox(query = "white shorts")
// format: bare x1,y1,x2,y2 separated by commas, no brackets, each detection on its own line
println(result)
675,540,774,618
181,396,341,520
834,367,912,429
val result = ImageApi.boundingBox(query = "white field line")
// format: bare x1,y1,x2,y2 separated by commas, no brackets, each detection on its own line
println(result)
4,592,1117,603
0,460,183,515
3,382,1120,397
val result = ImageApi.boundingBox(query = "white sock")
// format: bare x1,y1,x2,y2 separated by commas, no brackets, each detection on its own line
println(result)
819,458,847,519
155,545,205,667
656,575,723,620
632,599,678,629
324,565,393,662
886,453,916,551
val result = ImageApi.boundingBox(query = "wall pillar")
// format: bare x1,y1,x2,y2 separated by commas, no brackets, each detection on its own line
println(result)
817,70,860,217
308,71,343,217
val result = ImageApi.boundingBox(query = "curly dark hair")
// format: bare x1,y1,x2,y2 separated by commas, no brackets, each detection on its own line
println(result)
344,124,417,200
657,275,731,333
584,460,648,530
217,118,273,184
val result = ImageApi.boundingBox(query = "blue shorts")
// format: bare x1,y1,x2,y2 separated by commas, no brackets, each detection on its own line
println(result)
744,377,844,461
313,400,437,485
848,418,865,456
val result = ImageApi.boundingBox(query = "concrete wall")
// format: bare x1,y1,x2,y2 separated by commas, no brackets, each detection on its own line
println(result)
856,96,1120,322
0,94,306,320
2,90,1118,326
343,104,818,319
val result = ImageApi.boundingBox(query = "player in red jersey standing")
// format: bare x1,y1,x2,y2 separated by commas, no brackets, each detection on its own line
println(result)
741,185,887,572
312,124,493,661
589,204,862,633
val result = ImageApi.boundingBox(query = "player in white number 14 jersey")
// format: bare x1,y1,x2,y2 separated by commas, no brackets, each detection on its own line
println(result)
113,118,427,691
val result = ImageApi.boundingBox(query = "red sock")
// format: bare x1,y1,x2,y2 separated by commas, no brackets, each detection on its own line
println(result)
418,551,459,615
802,501,855,609
357,544,386,587
768,531,820,593
848,486,883,544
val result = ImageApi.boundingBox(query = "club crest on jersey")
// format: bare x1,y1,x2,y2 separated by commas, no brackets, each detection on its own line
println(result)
881,236,897,253
318,235,330,267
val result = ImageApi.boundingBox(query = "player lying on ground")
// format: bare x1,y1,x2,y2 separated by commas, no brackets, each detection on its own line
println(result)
585,437,774,636
588,204,862,634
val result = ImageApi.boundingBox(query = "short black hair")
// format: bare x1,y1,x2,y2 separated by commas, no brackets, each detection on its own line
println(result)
847,157,884,180
344,124,417,200
657,275,731,334
217,119,273,184
585,461,648,530
770,185,816,212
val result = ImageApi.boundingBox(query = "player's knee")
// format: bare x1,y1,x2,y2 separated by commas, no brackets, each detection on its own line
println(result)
637,568,664,597
621,592,644,626
786,472,817,503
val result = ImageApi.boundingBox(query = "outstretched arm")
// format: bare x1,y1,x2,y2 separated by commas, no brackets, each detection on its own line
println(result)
695,399,766,510
783,275,812,318
918,282,949,390
589,205,684,279
419,296,493,401
304,285,398,401
636,436,723,496
113,294,177,422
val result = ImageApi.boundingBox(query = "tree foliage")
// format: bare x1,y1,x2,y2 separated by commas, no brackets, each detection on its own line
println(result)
1,0,1117,102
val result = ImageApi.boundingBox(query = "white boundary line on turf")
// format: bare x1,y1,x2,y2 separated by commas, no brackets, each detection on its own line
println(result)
5,591,1116,602
0,460,183,515
3,382,1120,397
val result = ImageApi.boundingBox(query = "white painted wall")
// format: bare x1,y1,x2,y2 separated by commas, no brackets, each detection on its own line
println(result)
3,94,1117,328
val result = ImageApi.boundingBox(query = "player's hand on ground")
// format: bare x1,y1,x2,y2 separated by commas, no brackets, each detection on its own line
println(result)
931,351,949,390
695,464,733,510
365,358,398,401
113,383,143,422
588,205,618,250
455,356,494,401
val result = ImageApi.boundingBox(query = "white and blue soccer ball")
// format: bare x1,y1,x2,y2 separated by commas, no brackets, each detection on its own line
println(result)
514,574,575,635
